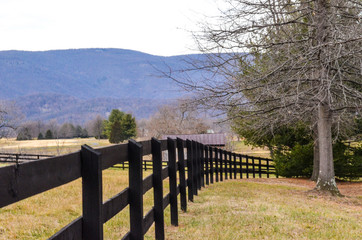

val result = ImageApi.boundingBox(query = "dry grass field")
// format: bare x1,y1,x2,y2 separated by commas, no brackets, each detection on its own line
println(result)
0,138,269,157
0,138,112,156
166,179,362,240
0,139,361,239
231,141,271,158
0,167,361,239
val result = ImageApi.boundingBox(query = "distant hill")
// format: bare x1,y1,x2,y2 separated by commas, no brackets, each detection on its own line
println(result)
0,48,206,123
12,93,166,124
0,48,200,99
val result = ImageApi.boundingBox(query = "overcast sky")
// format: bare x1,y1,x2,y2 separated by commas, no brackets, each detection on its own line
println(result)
0,0,221,56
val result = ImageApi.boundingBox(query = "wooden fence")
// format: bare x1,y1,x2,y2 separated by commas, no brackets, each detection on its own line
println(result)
0,152,54,163
115,157,276,179
0,138,276,240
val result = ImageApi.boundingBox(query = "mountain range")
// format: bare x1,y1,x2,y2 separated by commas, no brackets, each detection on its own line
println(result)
0,48,204,123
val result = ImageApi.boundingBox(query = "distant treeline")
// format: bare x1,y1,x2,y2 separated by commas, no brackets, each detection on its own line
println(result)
17,122,90,140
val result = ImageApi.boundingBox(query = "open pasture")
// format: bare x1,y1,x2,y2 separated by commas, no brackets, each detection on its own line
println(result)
231,141,270,158
0,138,112,156
0,138,360,239
166,178,362,240
0,167,360,240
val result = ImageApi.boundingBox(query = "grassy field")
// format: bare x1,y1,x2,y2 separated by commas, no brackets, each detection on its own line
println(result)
1,139,360,239
0,138,113,155
231,141,270,158
166,179,361,240
0,167,360,239
0,138,270,157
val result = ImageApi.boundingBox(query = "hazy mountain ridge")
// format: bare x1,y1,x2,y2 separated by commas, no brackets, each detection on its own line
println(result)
0,48,194,100
0,48,205,123
11,93,166,124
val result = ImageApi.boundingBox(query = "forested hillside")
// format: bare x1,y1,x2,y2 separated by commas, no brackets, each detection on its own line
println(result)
0,48,203,122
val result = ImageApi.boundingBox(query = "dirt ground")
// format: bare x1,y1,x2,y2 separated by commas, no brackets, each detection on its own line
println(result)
240,178,362,197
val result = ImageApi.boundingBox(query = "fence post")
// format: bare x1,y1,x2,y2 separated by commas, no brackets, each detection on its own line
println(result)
267,159,270,178
151,138,165,240
239,155,243,179
81,145,103,240
192,141,198,196
186,140,194,202
176,138,187,212
259,158,262,178
167,138,178,226
128,140,144,240
197,142,202,190
246,155,249,179
224,150,228,180
200,143,205,188
233,153,237,179
194,141,199,190
219,149,223,182
215,148,219,182
252,156,256,178
226,151,230,180
229,152,233,179
205,145,209,185
209,147,214,184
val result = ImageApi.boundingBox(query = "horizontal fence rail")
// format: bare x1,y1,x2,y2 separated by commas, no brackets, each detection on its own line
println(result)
0,138,276,240
0,152,54,163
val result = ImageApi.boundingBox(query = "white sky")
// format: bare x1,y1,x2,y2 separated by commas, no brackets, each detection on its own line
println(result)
0,0,221,56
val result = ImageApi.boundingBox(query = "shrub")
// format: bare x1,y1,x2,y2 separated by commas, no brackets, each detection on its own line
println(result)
334,142,362,180
274,143,314,178
274,141,362,180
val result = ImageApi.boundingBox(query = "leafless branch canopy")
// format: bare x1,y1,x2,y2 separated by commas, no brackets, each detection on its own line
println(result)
169,0,362,135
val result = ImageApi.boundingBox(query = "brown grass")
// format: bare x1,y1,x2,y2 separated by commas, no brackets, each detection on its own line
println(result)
1,171,361,239
0,138,112,155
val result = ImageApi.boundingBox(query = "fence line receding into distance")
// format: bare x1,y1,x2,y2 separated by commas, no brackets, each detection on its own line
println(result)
0,138,276,240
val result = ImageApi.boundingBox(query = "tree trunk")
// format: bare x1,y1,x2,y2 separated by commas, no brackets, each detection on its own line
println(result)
310,125,319,181
315,103,340,195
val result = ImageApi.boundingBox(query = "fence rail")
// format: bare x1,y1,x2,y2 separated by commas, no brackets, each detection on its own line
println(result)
115,158,276,178
0,152,53,163
0,138,276,240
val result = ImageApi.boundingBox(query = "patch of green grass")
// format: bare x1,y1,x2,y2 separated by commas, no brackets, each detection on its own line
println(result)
165,180,361,240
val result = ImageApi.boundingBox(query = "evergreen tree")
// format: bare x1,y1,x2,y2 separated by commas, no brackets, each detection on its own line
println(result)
104,109,137,143
109,120,122,143
38,132,44,140
120,114,137,141
45,129,53,139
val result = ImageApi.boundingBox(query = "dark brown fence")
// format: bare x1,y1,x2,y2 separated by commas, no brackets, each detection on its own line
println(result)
0,152,54,163
0,138,276,240
115,155,276,179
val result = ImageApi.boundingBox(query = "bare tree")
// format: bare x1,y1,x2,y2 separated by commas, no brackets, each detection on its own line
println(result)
86,115,105,139
58,123,76,138
0,101,22,138
46,119,59,139
16,121,45,139
170,0,361,195
144,101,210,138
